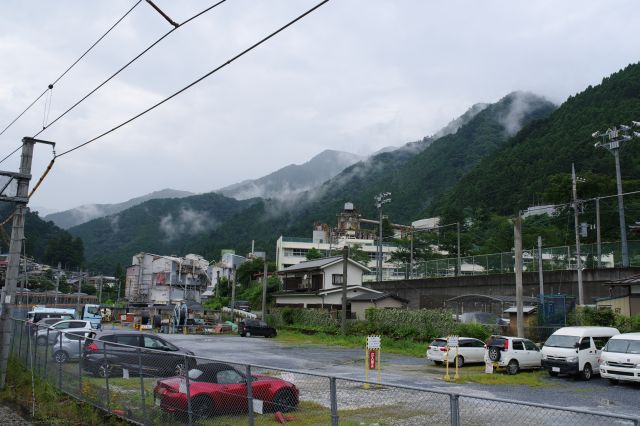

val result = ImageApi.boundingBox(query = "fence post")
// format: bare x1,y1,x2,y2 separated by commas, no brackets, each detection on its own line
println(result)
78,338,82,398
450,393,460,426
246,365,254,426
9,319,16,356
57,332,62,388
18,321,23,359
34,325,39,375
330,377,338,426
138,348,148,425
104,343,110,413
44,328,49,380
184,354,193,426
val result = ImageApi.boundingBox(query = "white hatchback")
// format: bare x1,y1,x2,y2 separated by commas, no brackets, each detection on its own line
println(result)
485,335,542,374
426,337,486,367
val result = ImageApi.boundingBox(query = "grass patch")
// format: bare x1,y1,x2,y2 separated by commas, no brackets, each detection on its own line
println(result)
455,368,554,387
275,330,426,357
0,356,129,425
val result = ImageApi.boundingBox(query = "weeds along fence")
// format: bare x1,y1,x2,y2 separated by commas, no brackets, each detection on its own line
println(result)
7,318,640,426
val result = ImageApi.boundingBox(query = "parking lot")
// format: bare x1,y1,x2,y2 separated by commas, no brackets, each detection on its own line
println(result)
161,332,640,419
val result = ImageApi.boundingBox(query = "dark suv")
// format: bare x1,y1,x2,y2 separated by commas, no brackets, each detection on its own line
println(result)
82,330,195,378
239,320,277,338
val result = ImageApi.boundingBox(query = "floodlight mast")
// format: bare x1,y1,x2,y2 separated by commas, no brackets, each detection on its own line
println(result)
592,122,639,267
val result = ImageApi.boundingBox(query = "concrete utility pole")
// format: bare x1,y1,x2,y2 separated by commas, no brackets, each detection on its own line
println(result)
55,262,61,305
537,236,544,299
572,164,584,305
0,138,37,389
341,245,348,335
514,214,524,338
456,222,461,276
230,265,236,322
374,192,391,282
593,123,640,267
595,198,602,268
261,261,268,320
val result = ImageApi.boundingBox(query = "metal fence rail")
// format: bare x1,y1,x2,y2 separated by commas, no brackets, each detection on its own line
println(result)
8,319,640,425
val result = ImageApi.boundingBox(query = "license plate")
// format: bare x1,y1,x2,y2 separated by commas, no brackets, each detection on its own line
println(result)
552,367,560,372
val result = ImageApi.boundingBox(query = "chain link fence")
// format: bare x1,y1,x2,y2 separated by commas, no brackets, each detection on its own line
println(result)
7,319,640,425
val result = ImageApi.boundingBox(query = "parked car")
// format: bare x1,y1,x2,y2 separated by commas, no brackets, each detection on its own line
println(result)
28,313,75,334
51,330,93,363
35,319,94,345
154,362,299,419
230,300,251,312
485,335,542,374
82,330,195,378
541,326,619,380
426,337,486,366
598,332,640,385
238,320,277,338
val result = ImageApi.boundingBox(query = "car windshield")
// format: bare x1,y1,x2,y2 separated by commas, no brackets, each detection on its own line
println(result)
605,339,640,354
544,335,579,348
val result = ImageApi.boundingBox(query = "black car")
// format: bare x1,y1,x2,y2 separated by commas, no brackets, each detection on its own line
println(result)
238,319,277,338
82,330,195,378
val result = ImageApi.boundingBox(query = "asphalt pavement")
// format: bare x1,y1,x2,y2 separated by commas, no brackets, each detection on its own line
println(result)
161,333,640,419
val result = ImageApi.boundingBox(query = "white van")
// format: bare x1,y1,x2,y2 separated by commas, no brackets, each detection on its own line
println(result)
541,326,619,380
599,332,640,384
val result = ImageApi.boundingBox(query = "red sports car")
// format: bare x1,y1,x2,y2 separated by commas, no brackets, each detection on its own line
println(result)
153,362,299,419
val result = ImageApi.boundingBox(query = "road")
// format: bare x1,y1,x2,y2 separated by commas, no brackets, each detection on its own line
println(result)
161,333,640,421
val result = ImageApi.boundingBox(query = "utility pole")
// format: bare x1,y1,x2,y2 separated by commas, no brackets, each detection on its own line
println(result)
76,269,82,316
537,236,544,299
595,198,602,268
55,261,61,305
514,214,524,338
0,137,39,389
456,222,461,276
341,245,348,335
261,260,268,320
593,122,639,267
572,164,584,305
230,265,236,322
409,227,414,279
374,192,391,282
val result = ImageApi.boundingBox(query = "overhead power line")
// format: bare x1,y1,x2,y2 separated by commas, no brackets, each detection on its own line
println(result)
0,0,143,139
56,0,331,158
33,0,229,139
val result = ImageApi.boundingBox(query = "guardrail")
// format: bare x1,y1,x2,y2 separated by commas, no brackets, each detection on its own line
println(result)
8,318,640,425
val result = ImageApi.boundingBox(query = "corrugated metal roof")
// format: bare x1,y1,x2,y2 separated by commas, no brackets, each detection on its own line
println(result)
349,292,409,304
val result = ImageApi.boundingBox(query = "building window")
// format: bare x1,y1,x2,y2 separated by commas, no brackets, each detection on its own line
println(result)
332,274,343,285
285,248,309,257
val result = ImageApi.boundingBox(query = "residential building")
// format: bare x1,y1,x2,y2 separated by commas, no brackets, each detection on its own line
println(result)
125,253,211,306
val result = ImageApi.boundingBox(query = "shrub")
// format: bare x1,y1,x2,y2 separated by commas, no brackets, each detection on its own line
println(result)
454,322,494,341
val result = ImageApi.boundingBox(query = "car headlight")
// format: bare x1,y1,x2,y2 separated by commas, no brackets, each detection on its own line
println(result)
566,356,578,363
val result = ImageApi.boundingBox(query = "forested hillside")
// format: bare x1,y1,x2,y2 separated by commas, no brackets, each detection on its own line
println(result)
438,63,640,215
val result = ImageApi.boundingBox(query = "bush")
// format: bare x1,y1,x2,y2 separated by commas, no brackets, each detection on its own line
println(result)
454,322,494,341
365,308,456,341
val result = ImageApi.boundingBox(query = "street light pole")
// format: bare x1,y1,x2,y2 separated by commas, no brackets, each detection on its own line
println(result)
592,122,639,267
374,192,391,282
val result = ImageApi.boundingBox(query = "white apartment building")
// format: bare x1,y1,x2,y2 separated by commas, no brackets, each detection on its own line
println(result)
275,203,402,281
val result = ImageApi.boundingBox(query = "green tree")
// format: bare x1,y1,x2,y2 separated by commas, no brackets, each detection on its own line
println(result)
305,247,323,261
348,244,370,266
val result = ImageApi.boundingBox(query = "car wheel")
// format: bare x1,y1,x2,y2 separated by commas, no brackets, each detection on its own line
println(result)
53,350,68,364
580,363,592,381
506,360,519,375
488,346,501,361
192,395,214,420
433,361,443,366
548,370,558,377
456,356,465,368
240,333,246,337
97,361,112,378
272,389,297,413
36,336,47,346
608,378,619,385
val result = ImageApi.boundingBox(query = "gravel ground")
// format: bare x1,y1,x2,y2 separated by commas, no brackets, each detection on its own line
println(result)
0,405,30,426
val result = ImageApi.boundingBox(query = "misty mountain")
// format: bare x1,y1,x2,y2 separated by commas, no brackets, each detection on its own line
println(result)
45,188,194,229
216,149,364,200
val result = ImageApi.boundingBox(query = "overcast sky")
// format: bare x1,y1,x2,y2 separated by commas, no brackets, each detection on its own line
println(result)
1,0,639,213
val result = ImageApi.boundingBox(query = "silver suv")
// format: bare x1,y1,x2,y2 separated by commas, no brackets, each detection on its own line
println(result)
51,330,92,363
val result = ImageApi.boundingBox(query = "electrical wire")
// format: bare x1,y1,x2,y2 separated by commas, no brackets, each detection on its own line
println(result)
33,0,229,139
0,145,22,165
0,0,143,138
56,0,331,158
